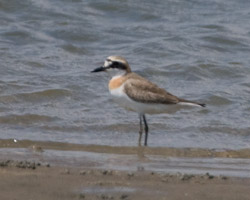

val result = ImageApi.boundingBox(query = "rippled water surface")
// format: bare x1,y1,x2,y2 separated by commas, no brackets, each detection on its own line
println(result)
1,0,250,149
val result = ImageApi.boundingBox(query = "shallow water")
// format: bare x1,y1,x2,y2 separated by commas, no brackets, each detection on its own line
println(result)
0,0,250,150
1,140,250,177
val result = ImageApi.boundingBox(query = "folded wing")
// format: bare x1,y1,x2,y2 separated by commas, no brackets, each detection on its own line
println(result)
124,76,179,104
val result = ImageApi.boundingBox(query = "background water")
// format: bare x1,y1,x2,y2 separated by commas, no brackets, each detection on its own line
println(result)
0,0,250,149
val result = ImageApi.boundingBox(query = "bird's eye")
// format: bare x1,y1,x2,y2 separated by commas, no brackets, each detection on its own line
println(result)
110,61,119,68
112,61,119,66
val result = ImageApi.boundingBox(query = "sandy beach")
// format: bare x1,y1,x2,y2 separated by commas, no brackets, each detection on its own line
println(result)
1,160,250,200
1,139,250,200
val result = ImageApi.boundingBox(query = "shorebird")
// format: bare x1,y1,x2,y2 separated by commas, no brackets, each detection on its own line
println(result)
91,56,205,146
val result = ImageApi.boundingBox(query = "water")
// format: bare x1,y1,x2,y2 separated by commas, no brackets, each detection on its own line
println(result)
1,0,250,150
2,147,250,178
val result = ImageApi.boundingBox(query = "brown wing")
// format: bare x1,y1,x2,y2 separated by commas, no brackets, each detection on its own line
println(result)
124,75,179,104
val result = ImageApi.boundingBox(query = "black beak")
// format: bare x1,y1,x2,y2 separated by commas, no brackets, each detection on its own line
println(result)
91,66,106,73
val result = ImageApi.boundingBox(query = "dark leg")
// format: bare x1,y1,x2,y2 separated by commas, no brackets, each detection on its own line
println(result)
142,114,148,146
138,114,143,146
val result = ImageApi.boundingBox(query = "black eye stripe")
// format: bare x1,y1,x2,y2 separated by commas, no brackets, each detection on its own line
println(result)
110,61,126,70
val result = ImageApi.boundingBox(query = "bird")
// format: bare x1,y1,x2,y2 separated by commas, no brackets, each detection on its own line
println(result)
91,56,205,146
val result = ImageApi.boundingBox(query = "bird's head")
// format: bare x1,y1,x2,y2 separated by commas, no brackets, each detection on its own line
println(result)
91,56,131,77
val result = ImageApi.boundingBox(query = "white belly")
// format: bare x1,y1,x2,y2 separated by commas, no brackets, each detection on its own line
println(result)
109,84,171,114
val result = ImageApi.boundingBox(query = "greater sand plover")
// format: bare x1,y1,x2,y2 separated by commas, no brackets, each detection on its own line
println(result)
91,56,205,146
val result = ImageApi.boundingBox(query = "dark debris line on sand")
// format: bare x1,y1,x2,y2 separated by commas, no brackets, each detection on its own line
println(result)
0,160,229,181
0,160,50,169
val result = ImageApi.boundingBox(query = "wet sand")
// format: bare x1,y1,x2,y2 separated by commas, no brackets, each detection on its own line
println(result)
2,139,250,158
1,160,250,200
1,139,250,199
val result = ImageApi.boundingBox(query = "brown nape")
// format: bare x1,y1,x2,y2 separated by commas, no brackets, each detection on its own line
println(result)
126,66,132,73
124,63,132,73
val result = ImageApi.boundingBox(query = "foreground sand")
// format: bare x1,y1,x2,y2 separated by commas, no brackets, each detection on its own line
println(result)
1,160,250,200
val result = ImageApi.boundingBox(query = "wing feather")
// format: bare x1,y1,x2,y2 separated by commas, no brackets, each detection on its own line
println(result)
124,76,179,104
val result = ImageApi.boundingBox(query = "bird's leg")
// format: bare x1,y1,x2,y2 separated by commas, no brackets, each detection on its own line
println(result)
138,114,143,146
142,114,148,146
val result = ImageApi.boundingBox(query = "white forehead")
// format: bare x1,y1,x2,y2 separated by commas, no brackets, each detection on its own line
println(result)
104,60,111,67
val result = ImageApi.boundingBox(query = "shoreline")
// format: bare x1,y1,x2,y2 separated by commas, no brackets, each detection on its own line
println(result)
1,139,250,199
2,139,250,158
1,159,250,200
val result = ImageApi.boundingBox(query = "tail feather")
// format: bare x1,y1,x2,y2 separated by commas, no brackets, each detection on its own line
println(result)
178,98,206,107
